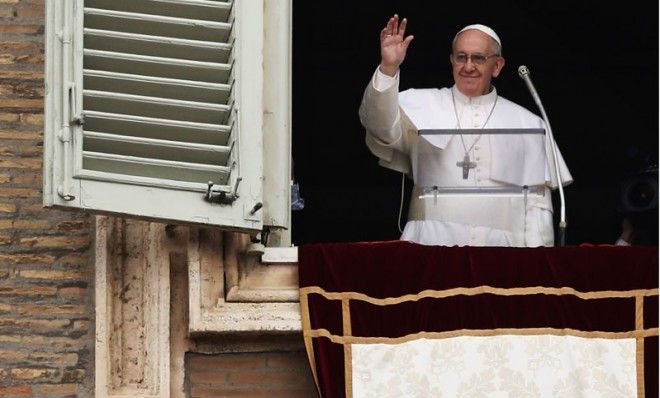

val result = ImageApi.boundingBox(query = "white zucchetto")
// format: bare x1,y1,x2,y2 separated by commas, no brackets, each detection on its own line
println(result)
455,24,502,48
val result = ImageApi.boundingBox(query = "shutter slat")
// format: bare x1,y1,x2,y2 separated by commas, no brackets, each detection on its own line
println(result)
83,69,230,103
84,28,231,63
84,111,231,145
84,7,232,42
76,170,228,193
84,131,230,165
84,0,232,22
83,151,230,184
84,49,231,83
83,89,230,124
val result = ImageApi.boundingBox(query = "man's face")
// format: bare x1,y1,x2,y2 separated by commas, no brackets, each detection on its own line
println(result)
450,30,505,97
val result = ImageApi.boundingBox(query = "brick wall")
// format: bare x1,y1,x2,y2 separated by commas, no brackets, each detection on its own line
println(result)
187,351,317,398
0,0,94,396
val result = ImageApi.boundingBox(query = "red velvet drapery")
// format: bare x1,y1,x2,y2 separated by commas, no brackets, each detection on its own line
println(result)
299,242,658,397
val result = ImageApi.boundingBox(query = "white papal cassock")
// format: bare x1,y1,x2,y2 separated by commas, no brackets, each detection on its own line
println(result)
359,68,573,247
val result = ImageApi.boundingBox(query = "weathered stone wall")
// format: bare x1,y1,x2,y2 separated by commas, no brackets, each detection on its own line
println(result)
0,1,95,396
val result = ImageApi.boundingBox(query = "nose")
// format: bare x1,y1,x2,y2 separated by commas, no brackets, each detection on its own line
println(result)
463,58,477,72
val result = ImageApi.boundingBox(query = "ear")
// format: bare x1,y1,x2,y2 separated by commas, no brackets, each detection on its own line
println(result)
491,56,506,78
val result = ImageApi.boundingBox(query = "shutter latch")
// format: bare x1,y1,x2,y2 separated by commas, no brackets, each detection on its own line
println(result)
206,177,242,204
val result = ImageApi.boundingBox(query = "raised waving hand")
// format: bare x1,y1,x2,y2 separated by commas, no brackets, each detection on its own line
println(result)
379,14,414,76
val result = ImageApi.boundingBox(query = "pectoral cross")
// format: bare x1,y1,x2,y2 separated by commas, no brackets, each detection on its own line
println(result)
456,154,476,179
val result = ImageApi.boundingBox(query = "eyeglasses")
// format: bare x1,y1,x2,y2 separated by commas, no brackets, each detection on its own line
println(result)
451,52,500,65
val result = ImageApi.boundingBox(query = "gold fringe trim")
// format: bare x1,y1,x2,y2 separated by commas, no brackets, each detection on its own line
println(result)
300,286,658,306
635,296,645,398
342,298,353,398
299,293,321,396
304,327,660,345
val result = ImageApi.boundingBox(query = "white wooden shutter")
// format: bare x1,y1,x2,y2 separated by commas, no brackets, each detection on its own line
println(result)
44,0,282,232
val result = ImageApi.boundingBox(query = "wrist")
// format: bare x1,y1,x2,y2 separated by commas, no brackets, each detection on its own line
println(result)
378,63,399,77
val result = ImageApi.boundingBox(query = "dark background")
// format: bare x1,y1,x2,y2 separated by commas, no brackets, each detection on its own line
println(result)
291,1,658,245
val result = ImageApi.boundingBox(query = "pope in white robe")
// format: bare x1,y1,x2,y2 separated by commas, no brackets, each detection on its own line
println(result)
359,17,572,247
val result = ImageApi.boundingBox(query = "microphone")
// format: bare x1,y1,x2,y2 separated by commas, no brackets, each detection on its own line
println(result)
518,65,568,246
517,65,542,107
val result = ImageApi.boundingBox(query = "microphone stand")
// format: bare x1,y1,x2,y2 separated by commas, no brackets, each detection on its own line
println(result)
518,65,567,246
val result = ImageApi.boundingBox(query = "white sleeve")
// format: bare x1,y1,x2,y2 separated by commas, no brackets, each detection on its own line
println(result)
373,68,399,92
358,67,403,144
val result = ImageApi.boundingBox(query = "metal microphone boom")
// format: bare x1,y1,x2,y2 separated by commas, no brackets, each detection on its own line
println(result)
518,65,568,246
